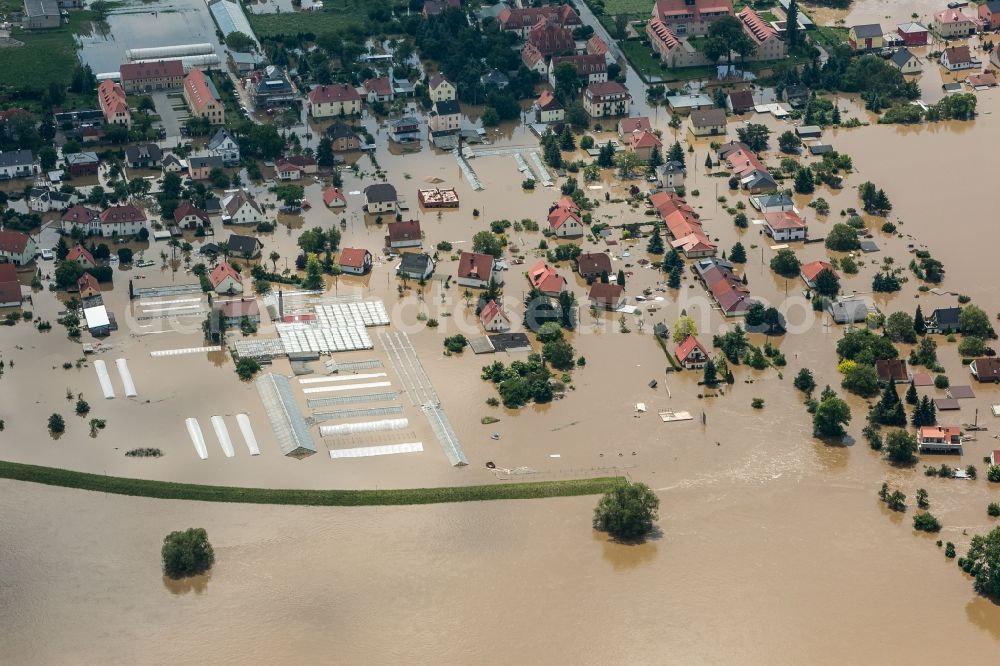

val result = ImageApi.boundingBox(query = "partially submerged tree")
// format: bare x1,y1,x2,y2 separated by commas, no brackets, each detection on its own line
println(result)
593,482,660,540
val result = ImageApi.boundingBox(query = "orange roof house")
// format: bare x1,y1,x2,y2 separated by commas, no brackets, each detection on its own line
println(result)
527,259,567,296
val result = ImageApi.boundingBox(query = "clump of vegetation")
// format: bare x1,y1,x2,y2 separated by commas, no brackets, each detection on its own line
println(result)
988,503,1000,518
913,512,942,533
48,413,65,434
481,355,553,408
161,528,215,579
235,357,261,381
878,482,906,512
593,482,659,540
443,335,467,353
125,448,163,458
751,398,765,409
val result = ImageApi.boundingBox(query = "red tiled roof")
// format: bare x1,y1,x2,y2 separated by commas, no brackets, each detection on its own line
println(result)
936,9,973,24
338,247,369,269
943,45,973,64
589,282,623,306
120,59,184,81
76,272,100,293
521,42,546,68
308,83,361,104
209,262,242,288
585,81,629,100
387,220,422,244
675,334,708,361
173,200,209,224
0,229,31,254
527,259,566,294
323,186,346,206
629,130,662,150
551,54,607,76
655,0,732,20
98,79,128,117
0,263,20,305
646,17,681,51
363,78,393,96
61,205,99,224
215,298,259,319
183,68,219,114
763,210,806,230
457,251,494,281
737,7,778,44
537,89,563,111
577,252,611,276
800,260,835,283
100,205,146,224
547,197,581,230
528,18,576,56
587,35,608,55
67,245,95,265
479,299,510,326
619,117,652,134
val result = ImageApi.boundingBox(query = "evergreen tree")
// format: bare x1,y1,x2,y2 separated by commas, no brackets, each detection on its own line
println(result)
559,126,575,151
668,264,682,288
597,141,615,167
704,153,713,170
703,358,718,385
914,305,926,336
668,141,685,167
647,226,664,254
873,382,907,426
648,144,663,169
794,167,815,194
729,242,746,263
55,237,69,261
600,270,609,284
912,395,937,427
905,381,918,405
617,269,626,288
786,0,799,46
831,106,841,124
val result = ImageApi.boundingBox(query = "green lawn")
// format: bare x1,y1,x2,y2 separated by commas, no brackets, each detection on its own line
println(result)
811,26,849,50
0,459,626,506
600,0,653,15
250,0,370,38
0,11,95,94
621,40,716,83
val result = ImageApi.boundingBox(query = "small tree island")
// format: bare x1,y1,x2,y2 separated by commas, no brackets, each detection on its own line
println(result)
593,482,660,540
162,527,215,579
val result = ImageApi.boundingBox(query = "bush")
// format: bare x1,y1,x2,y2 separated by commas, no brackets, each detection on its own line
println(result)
592,482,659,540
934,374,949,389
751,398,764,409
443,335,468,353
161,527,215,578
988,503,1000,517
75,399,90,416
913,512,942,533
235,357,261,381
47,413,65,434
945,542,956,558
989,465,1000,483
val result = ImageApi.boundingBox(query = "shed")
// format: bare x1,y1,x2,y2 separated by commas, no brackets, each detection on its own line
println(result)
795,125,822,139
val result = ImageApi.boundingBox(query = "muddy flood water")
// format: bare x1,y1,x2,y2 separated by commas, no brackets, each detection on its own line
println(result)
5,6,1000,659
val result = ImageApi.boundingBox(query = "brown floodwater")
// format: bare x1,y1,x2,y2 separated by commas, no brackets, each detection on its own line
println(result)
5,22,1000,659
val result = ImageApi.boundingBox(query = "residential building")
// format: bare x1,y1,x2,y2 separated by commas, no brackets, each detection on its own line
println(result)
800,260,836,289
427,73,457,102
429,99,461,133
827,297,876,324
890,48,922,74
675,334,710,369
876,359,911,384
183,69,224,124
934,9,976,38
388,117,421,143
521,43,548,76
667,93,715,113
763,210,807,241
188,155,224,180
456,251,500,289
65,151,99,176
22,0,60,30
479,299,512,333
650,191,716,258
214,298,260,327
250,66,296,109
66,244,96,268
119,60,184,93
498,4,580,37
657,161,687,191
396,252,435,280
274,159,304,181
98,80,131,128
84,305,111,337
227,234,262,259
221,190,265,226
207,128,240,165
173,201,210,230
941,45,979,72
583,81,631,118
970,357,1000,382
981,1,1000,30
727,89,755,114
754,192,795,213
736,7,787,60
338,248,373,276
0,264,21,307
693,256,753,316
480,69,510,89
576,252,612,281
364,183,398,214
99,205,146,238
323,187,347,208
549,54,608,86
27,186,71,213
628,130,662,162
651,0,733,37
547,196,583,237
689,108,727,137
61,205,100,235
927,307,961,333
646,17,711,69
527,259,567,297
782,85,809,108
209,262,243,295
307,84,362,118
918,426,963,454
327,122,362,152
586,34,610,60
363,77,394,104
618,117,652,137
385,220,422,249
75,273,101,299
535,90,565,123
589,282,625,310
282,155,317,175
162,154,184,174
417,187,459,209
0,230,36,265
124,143,163,169
848,24,883,50
897,21,929,46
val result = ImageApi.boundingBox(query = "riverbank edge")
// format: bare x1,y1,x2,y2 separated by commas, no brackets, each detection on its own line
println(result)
0,460,625,506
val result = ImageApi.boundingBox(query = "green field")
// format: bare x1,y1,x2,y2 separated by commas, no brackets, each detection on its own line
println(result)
811,26,849,50
0,460,626,506
621,40,715,83
0,11,95,94
250,0,371,38
600,0,654,15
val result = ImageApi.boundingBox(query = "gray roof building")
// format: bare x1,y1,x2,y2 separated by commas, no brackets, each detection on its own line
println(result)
852,24,883,39
364,183,397,204
827,297,875,324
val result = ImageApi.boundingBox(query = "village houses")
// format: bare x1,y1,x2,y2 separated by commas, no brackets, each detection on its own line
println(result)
527,259,567,297
209,262,243,295
385,220,422,249
675,335,710,369
456,251,501,289
0,230,37,266
308,84,362,118
338,248,373,276
364,184,398,214
479,299,512,333
427,73,456,102
183,68,224,124
222,190,265,226
99,204,146,238
547,196,584,238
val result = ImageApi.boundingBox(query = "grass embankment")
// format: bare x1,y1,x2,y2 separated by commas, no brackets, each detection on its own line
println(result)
249,0,370,38
0,11,94,94
0,460,625,506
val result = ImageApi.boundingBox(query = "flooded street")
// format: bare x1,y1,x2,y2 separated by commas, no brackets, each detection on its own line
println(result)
5,4,1000,658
